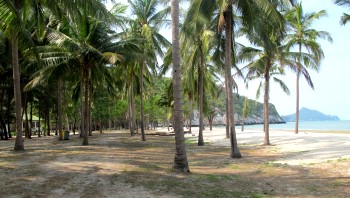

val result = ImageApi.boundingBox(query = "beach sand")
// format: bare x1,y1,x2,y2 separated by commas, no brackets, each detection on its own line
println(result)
185,127,350,166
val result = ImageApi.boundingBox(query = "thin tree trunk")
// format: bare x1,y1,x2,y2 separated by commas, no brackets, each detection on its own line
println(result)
80,65,85,138
263,65,271,145
38,103,41,137
47,108,51,136
29,102,33,138
57,78,63,141
171,0,189,173
12,31,24,151
197,42,204,146
88,80,93,136
295,44,302,134
140,61,146,141
225,4,241,158
189,95,193,134
130,76,135,136
24,98,29,138
241,117,245,132
82,68,89,145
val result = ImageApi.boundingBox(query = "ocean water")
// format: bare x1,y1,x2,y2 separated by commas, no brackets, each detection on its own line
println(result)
243,120,350,131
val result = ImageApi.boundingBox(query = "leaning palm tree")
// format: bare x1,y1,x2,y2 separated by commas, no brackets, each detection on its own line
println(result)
171,0,190,173
284,3,332,134
334,0,350,25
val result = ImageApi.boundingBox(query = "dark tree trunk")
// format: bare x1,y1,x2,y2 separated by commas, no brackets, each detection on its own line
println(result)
82,68,89,145
140,62,146,141
29,102,33,138
13,0,24,151
80,64,84,138
88,80,93,136
0,113,8,140
197,42,204,146
57,78,63,141
129,76,135,136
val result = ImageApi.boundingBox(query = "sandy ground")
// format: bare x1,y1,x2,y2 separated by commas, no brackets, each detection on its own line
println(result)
187,127,350,167
1,127,349,197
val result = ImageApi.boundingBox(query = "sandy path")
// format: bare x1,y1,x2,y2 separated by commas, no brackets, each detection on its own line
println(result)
186,127,350,166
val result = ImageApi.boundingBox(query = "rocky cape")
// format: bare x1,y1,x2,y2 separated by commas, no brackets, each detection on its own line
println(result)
190,94,285,126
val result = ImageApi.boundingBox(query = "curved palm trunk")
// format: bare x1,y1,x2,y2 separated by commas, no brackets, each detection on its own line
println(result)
198,42,204,146
171,0,190,173
263,64,271,145
295,44,302,134
225,4,241,158
12,35,24,151
140,62,146,141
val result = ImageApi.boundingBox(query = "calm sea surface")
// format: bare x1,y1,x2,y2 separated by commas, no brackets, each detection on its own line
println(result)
243,120,350,131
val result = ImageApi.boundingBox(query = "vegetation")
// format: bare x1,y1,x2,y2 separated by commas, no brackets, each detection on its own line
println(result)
0,0,338,178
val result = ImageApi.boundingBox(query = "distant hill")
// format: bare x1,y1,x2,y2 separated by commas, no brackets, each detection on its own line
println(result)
281,107,340,122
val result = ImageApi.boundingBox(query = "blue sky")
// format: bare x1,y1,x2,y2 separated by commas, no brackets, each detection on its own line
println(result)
107,0,350,120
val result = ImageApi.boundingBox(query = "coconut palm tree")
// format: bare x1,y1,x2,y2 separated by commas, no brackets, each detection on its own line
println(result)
284,3,332,134
182,0,216,146
128,0,171,141
334,0,350,25
238,4,285,145
171,0,190,173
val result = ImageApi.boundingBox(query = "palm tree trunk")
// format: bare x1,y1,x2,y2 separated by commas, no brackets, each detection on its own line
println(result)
130,76,135,136
80,65,85,138
241,118,245,132
82,68,89,145
225,95,229,138
189,95,193,134
171,0,189,173
12,34,24,151
295,44,302,134
57,78,63,141
46,108,51,136
225,4,241,158
140,61,146,141
38,105,41,137
263,66,270,145
88,80,93,136
198,42,204,146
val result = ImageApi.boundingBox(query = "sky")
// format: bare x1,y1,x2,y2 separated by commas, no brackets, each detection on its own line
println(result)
107,0,350,120
242,0,350,120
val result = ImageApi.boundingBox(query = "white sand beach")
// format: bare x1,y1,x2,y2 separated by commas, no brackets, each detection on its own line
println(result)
185,127,350,167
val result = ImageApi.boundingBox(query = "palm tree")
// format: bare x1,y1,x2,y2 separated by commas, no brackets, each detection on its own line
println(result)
171,0,190,173
239,16,296,145
334,0,350,25
284,3,332,134
182,0,216,146
128,0,171,141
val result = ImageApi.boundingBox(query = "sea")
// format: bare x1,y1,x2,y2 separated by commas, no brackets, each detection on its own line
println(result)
243,120,350,131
